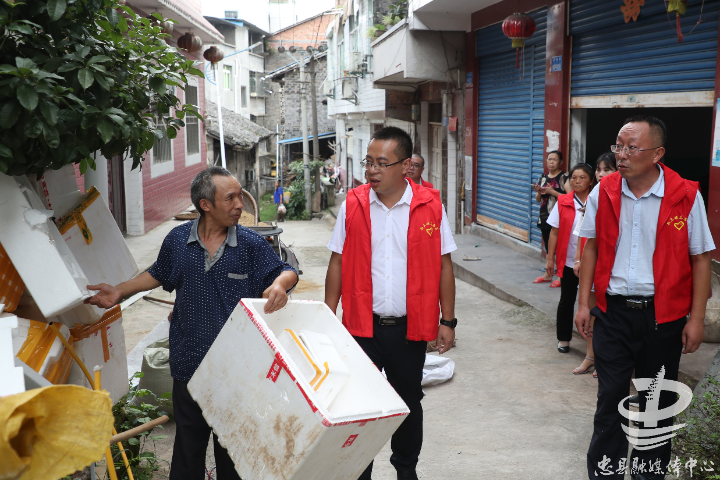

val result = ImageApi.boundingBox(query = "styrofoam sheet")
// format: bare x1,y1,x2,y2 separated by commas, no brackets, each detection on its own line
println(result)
28,163,83,220
188,299,409,480
0,173,89,318
11,318,70,378
0,311,25,396
58,186,138,287
66,307,129,403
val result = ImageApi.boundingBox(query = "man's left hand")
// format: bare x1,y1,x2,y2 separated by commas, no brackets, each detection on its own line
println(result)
436,325,455,354
263,283,289,314
682,319,704,354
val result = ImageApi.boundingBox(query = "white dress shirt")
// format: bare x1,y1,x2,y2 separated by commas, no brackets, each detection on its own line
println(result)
327,181,457,316
546,194,585,269
579,166,715,296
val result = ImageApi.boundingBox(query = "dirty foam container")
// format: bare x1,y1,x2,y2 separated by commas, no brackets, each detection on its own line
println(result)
0,173,89,318
188,299,409,480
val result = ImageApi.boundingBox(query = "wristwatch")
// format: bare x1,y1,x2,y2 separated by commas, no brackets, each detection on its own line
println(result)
440,318,457,329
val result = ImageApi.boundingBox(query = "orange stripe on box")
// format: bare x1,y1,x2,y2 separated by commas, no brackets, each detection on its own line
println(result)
69,305,122,340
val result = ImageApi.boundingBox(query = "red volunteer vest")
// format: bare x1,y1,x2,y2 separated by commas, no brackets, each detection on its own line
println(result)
554,192,577,279
408,177,434,189
341,182,443,341
594,165,698,323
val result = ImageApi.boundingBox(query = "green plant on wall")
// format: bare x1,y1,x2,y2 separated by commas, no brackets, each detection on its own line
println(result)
380,0,408,28
286,159,324,220
0,0,203,176
672,375,720,479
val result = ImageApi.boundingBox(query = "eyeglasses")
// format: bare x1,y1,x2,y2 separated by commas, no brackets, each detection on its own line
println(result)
360,159,404,172
610,145,661,156
407,162,423,170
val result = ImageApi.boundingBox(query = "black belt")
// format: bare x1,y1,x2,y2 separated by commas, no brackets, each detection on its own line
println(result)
373,313,407,325
607,295,654,310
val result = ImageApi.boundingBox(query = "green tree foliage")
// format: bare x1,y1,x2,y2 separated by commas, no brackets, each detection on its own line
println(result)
0,0,203,176
286,159,324,220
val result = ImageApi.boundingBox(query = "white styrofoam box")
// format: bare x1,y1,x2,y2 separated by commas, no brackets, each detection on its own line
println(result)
11,318,70,378
188,299,409,480
66,306,129,403
0,310,25,396
277,329,350,408
57,186,138,288
0,173,90,318
28,164,83,220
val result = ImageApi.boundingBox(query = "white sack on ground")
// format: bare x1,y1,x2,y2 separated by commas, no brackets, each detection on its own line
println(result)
422,354,455,386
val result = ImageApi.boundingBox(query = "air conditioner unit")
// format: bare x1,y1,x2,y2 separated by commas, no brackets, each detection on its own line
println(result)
341,77,357,103
348,51,364,72
323,78,335,98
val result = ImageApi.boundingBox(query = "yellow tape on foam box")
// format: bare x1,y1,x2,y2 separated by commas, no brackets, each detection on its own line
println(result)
0,385,113,480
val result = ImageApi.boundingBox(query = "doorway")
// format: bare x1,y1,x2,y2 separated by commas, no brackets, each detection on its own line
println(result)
429,124,443,198
576,107,712,208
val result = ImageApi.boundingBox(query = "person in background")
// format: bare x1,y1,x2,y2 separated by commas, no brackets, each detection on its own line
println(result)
406,153,434,188
572,152,617,375
273,179,283,209
533,150,569,286
544,163,594,354
325,126,457,480
86,167,298,480
576,116,714,480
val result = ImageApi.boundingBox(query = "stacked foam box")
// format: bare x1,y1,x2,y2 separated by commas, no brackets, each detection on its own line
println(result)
0,305,25,396
188,299,409,480
0,173,90,317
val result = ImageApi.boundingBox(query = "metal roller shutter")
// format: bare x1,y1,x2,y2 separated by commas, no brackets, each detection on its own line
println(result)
570,0,719,97
475,7,547,245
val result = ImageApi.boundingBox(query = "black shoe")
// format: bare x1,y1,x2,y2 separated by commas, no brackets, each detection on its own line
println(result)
628,394,641,408
557,342,570,353
397,472,419,480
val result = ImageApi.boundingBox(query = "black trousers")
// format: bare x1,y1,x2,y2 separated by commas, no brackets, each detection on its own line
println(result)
354,324,427,479
587,298,685,479
541,226,551,253
170,380,242,480
557,266,579,342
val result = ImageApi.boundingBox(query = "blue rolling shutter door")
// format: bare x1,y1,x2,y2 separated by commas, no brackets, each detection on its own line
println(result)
476,8,547,245
570,0,719,97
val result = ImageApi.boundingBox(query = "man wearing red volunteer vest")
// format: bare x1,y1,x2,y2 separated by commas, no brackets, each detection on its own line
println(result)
325,126,457,480
575,116,714,480
406,153,434,188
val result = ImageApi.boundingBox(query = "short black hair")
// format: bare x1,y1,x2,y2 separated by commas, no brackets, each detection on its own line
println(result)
596,152,617,171
190,166,233,216
370,126,413,162
570,162,596,187
624,115,667,147
548,150,563,161
411,153,425,167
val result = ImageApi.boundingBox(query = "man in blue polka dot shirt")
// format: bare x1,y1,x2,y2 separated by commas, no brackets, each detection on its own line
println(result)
86,166,298,479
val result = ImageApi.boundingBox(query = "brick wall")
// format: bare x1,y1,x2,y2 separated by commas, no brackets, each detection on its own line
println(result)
141,77,207,233
266,15,334,51
264,55,334,143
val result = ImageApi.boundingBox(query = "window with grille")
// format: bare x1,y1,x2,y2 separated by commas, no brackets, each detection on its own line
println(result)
185,82,200,157
223,65,233,91
153,116,172,164
250,72,257,95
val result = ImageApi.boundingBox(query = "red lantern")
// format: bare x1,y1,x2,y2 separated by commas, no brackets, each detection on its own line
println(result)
177,31,202,53
502,13,536,69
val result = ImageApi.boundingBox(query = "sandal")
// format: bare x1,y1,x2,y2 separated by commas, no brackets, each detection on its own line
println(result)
533,276,552,283
549,280,561,288
593,370,598,379
573,356,595,375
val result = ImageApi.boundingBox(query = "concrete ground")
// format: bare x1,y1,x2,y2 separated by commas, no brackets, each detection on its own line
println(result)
121,216,610,479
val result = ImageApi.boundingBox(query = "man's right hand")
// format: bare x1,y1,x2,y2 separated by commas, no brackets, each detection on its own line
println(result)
575,305,592,339
85,283,122,309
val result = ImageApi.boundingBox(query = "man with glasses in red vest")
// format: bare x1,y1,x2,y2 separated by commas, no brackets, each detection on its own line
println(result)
575,116,714,480
406,153,434,188
325,126,457,480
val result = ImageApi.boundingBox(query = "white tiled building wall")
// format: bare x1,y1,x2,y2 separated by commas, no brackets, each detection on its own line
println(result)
124,160,144,236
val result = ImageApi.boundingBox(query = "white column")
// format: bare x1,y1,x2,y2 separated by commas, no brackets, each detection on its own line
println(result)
447,132,458,233
124,158,144,236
